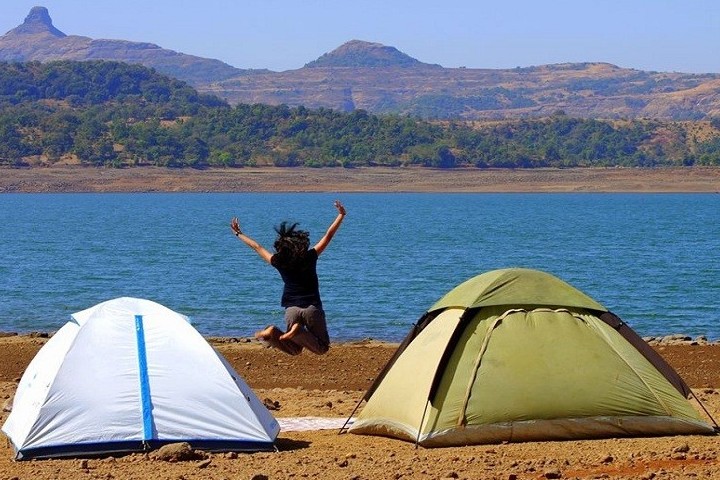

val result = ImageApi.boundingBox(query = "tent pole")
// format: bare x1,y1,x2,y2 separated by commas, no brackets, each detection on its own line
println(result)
689,390,720,429
338,398,364,434
415,400,431,449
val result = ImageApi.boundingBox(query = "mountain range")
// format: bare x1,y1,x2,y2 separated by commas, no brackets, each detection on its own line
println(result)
2,6,720,121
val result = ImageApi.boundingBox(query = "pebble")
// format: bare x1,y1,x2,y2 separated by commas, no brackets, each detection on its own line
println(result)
673,443,690,453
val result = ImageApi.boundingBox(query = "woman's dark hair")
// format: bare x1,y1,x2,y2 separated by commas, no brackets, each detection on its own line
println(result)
273,221,310,267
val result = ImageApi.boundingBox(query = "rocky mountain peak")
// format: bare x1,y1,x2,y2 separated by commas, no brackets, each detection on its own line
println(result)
304,39,432,68
6,6,66,37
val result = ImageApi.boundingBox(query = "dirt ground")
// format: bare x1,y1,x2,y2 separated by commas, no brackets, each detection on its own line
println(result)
0,334,718,480
1,165,720,193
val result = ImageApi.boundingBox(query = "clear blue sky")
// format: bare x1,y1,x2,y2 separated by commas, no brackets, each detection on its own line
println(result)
3,1,719,73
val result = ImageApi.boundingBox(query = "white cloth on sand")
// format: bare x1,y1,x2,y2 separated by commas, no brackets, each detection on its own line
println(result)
277,417,354,432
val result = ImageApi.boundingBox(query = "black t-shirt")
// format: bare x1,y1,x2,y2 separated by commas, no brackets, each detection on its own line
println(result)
271,248,322,308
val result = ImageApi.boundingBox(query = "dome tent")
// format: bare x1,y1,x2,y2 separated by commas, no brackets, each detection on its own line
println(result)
347,268,716,447
2,297,279,460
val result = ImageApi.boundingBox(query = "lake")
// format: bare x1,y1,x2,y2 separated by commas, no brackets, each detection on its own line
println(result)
1,193,718,341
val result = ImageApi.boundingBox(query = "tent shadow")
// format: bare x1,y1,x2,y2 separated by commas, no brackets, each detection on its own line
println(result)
275,437,311,451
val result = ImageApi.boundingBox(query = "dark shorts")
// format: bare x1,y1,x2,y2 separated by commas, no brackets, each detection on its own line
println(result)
284,305,329,351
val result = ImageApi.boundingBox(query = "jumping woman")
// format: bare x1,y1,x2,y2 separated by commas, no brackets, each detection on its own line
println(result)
230,200,346,355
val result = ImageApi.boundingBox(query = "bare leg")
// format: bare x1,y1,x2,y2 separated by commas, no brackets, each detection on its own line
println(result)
255,325,302,355
284,325,329,355
255,325,276,340
279,321,302,341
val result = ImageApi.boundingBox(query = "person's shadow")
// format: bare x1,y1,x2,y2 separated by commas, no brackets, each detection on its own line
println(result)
275,437,311,451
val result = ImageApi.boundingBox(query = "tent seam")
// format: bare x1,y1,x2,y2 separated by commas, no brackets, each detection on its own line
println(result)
456,309,524,427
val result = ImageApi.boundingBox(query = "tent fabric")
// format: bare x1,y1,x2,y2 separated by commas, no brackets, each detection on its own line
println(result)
2,297,279,460
349,268,715,447
429,268,606,313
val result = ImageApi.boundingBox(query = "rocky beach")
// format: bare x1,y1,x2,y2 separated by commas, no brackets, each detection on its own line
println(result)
0,334,718,480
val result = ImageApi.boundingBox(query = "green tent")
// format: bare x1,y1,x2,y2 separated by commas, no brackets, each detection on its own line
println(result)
348,268,715,447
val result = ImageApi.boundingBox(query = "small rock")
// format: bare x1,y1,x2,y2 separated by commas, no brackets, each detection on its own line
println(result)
601,454,614,464
150,442,205,462
337,459,349,467
79,459,89,469
543,470,562,479
197,459,211,468
250,475,269,480
263,398,280,410
673,443,690,453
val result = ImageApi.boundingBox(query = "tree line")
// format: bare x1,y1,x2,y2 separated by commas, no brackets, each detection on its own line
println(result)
1,60,719,168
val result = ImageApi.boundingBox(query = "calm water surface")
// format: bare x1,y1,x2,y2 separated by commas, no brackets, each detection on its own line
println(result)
1,193,718,341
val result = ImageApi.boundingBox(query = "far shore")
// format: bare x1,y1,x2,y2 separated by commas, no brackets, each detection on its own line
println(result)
1,165,720,193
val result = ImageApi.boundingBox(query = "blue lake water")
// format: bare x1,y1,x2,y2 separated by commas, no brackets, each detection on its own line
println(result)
1,193,718,341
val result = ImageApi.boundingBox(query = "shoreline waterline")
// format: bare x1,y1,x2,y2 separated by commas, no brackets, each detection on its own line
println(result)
2,331,719,345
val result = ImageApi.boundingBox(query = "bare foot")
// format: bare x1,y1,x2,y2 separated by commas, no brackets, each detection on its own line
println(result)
255,325,276,340
279,322,302,341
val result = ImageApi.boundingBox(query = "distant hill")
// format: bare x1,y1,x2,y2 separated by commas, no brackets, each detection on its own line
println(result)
304,40,437,68
210,57,720,121
3,7,720,121
0,6,252,85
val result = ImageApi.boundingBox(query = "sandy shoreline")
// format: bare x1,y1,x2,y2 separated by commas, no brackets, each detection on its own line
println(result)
1,166,720,193
1,334,719,479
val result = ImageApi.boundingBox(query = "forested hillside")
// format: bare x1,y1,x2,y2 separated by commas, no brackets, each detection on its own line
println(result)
2,61,720,168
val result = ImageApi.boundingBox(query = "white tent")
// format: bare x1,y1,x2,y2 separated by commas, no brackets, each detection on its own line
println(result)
2,297,279,460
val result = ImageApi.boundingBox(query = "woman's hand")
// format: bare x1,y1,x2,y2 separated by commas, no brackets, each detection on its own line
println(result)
334,200,346,216
230,217,272,263
230,217,243,236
